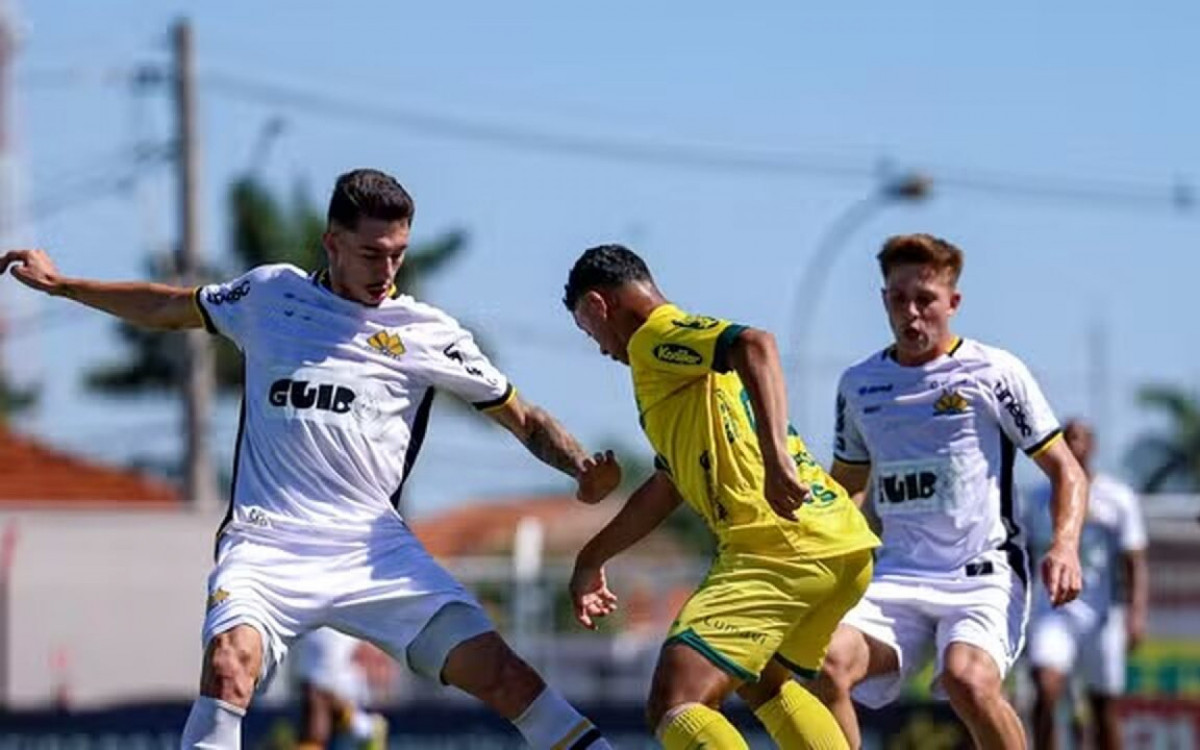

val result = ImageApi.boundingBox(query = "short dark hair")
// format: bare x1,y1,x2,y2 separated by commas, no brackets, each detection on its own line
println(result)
563,244,653,310
877,233,964,284
327,169,415,230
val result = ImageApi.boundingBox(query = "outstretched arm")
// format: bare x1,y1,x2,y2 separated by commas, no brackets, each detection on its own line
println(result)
571,471,683,629
487,393,621,503
2,249,204,330
728,327,809,520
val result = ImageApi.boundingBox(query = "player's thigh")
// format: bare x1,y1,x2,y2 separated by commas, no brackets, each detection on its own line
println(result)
648,640,742,724
776,549,875,678
934,572,1026,688
1084,610,1128,696
665,549,845,685
1026,612,1079,680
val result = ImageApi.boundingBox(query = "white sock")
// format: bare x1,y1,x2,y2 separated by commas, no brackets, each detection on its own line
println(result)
348,708,377,739
180,695,245,750
511,688,610,749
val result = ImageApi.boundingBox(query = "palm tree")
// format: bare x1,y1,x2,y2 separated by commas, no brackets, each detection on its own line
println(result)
1126,383,1200,492
87,175,467,395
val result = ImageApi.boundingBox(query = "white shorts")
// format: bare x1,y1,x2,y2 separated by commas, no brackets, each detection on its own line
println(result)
292,627,367,702
842,568,1028,708
1028,607,1127,696
201,528,490,689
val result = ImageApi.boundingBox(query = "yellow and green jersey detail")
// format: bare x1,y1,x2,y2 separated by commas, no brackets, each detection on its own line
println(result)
628,303,879,558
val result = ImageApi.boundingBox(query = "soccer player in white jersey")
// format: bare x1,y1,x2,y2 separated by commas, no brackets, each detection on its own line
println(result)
291,628,388,750
1,169,620,750
812,234,1089,750
1027,419,1148,750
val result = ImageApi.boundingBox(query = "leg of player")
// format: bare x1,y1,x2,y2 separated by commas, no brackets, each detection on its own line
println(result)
1087,691,1122,750
438,630,612,749
647,642,749,750
180,624,264,749
738,662,848,750
941,643,1026,750
813,625,900,749
1032,667,1067,750
295,682,335,750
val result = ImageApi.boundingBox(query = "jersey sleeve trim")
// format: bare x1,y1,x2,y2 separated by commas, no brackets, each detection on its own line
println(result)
712,324,748,373
473,383,516,413
833,455,871,467
653,453,672,474
192,287,219,335
1025,428,1063,458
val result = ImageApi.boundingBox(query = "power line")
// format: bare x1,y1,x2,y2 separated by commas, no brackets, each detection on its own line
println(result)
200,70,1194,214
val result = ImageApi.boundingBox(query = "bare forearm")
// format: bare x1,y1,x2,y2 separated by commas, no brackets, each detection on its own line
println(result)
54,277,200,330
730,330,790,462
516,405,589,478
1124,551,1149,618
579,474,682,566
1050,473,1087,551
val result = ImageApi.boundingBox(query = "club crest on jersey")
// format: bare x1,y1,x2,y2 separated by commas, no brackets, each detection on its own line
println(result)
367,330,406,359
206,588,230,611
933,389,970,415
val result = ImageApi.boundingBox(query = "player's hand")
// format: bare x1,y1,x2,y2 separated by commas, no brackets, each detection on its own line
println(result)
569,561,618,630
575,450,621,504
1127,611,1147,652
1041,543,1083,607
763,457,810,522
1,249,63,295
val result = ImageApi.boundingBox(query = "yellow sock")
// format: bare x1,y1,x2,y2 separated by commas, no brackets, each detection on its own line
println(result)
660,702,749,750
753,681,849,750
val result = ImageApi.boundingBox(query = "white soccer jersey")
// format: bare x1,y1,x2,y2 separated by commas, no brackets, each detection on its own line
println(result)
195,264,513,542
834,338,1062,580
1026,473,1146,621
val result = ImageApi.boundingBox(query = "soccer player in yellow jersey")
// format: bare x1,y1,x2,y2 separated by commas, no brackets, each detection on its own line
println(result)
562,244,880,750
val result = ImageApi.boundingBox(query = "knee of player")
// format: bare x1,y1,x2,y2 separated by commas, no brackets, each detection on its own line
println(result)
203,641,258,704
645,687,720,731
817,644,868,693
941,658,1002,708
1033,668,1067,702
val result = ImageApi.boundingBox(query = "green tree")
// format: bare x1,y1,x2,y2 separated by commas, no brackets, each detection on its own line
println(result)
1126,383,1200,492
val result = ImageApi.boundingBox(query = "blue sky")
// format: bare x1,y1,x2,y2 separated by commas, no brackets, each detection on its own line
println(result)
6,2,1198,516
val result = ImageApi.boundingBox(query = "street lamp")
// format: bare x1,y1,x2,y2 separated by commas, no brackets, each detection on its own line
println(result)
788,172,931,437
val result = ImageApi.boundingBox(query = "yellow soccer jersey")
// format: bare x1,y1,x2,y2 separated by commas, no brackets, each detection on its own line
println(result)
628,303,879,558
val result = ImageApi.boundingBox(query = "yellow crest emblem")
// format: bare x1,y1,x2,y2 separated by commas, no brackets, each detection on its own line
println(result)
367,330,406,359
933,389,969,415
206,588,230,611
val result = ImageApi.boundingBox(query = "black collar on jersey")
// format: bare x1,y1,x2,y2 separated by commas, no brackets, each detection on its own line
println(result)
311,268,401,300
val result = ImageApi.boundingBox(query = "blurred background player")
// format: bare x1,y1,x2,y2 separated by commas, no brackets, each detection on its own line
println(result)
291,627,390,750
1026,419,1149,750
815,234,1088,750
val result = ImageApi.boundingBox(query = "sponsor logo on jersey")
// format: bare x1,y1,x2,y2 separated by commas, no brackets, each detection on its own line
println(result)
206,587,230,611
443,343,490,379
653,343,703,366
858,383,893,396
879,470,939,505
268,378,357,413
367,330,406,359
933,389,970,415
992,382,1032,437
671,315,720,330
204,280,250,306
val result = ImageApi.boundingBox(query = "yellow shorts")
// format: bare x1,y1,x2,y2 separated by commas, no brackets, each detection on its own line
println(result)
665,547,873,681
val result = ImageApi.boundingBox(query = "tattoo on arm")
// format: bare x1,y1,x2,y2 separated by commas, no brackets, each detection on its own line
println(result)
520,406,588,478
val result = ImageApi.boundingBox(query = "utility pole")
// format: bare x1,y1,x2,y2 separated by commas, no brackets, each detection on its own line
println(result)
172,19,217,510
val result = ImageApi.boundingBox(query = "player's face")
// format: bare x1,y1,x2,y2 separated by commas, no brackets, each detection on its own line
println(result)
882,263,960,363
323,218,410,306
572,292,629,365
1064,422,1095,468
